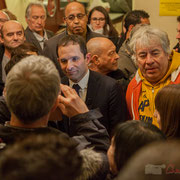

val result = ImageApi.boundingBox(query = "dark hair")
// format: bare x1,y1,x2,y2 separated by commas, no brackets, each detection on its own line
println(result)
57,34,87,58
155,84,180,139
124,10,149,31
88,6,118,37
177,16,180,22
0,133,82,180
113,120,166,171
5,42,38,75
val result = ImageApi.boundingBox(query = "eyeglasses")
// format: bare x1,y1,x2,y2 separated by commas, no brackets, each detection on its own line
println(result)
65,14,86,21
91,17,105,22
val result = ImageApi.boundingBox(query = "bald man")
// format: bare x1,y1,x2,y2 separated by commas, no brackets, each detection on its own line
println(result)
43,1,102,77
87,37,128,92
0,20,25,95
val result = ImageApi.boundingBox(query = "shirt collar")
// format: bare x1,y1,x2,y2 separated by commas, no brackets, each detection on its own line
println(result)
33,30,48,42
69,69,89,89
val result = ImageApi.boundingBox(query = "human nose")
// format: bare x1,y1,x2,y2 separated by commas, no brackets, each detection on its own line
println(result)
146,53,154,64
37,17,42,24
66,60,73,70
73,16,80,23
13,33,18,40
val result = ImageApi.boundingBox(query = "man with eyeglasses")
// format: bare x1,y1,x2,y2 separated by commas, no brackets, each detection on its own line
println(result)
43,1,103,78
25,2,54,55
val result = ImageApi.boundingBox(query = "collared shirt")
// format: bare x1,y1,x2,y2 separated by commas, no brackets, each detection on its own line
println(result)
33,30,48,49
2,55,10,82
69,70,90,102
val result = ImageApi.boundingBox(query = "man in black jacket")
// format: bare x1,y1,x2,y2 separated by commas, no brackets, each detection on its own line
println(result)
0,55,109,152
25,2,54,55
57,34,127,135
43,1,103,77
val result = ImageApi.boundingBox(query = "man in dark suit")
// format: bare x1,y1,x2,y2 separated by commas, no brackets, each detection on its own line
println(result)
43,1,103,77
0,20,25,95
25,2,54,55
57,34,127,135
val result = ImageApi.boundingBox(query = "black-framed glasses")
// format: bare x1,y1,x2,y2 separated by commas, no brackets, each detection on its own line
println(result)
91,17,105,22
65,13,86,21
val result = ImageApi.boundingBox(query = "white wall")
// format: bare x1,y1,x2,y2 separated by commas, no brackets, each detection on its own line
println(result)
133,0,178,50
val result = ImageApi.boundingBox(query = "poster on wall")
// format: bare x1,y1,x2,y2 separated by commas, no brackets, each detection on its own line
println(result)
160,0,180,16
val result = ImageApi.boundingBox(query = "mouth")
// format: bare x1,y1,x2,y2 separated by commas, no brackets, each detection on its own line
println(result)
145,67,157,73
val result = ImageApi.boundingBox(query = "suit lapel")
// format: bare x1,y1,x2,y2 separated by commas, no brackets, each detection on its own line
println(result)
86,71,100,109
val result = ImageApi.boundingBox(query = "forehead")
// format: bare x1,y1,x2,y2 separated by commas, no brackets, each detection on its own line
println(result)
3,22,23,33
58,43,84,57
91,10,105,17
136,38,162,52
30,5,45,14
65,3,85,16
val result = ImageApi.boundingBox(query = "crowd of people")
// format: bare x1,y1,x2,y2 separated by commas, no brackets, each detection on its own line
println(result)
0,1,179,180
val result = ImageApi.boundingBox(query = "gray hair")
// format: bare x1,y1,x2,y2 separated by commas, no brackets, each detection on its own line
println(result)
129,25,170,64
25,2,46,19
5,55,60,124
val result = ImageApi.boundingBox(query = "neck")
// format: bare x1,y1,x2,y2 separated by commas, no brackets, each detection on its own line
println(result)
4,48,11,59
9,113,49,129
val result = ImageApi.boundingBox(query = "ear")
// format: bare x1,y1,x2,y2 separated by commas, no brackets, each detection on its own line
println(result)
126,24,134,39
92,55,100,65
86,53,91,64
63,17,67,25
0,34,4,43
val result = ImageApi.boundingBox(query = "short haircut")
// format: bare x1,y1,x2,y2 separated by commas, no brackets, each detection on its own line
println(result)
177,16,180,22
124,10,150,31
113,120,166,171
5,55,60,124
57,34,87,58
129,25,170,64
5,42,38,75
2,9,16,20
25,2,46,19
0,133,82,180
117,140,180,180
155,84,180,139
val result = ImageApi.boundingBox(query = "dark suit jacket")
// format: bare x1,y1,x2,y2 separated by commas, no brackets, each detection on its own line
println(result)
61,70,127,135
42,27,103,78
24,26,54,55
0,44,5,96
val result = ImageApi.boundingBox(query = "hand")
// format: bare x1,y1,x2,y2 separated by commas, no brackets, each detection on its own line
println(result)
58,84,89,118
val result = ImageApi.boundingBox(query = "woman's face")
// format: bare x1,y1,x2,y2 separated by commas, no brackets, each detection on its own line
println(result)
90,10,105,30
154,109,161,129
107,137,118,175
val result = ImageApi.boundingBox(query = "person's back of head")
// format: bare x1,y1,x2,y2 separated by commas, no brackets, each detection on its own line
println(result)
155,84,180,139
77,148,108,180
0,133,82,180
5,55,60,124
108,120,166,175
117,140,180,180
5,42,38,75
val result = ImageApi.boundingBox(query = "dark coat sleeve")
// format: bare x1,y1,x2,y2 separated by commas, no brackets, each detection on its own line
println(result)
70,109,110,153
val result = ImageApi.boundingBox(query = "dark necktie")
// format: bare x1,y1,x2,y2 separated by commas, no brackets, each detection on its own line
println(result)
72,84,81,96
